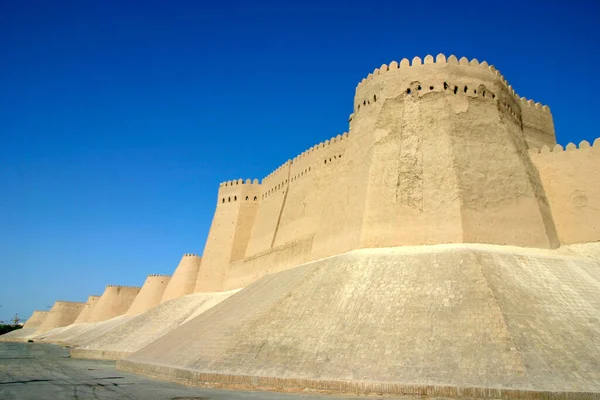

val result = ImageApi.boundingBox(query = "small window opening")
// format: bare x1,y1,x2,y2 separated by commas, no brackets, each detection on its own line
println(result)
324,160,327,164
228,197,231,202
482,91,486,97
245,196,249,200
444,82,449,90
406,88,411,94
254,196,257,201
417,85,422,91
373,94,377,102
464,86,468,93
474,89,477,94
234,196,237,201
429,86,434,90
222,198,225,203
492,94,496,99
453,86,458,94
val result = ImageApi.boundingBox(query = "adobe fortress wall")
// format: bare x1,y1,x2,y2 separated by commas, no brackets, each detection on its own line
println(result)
23,310,49,330
126,275,171,315
161,254,201,303
36,301,86,333
530,139,600,245
87,285,141,323
195,54,586,293
196,179,262,291
74,295,101,323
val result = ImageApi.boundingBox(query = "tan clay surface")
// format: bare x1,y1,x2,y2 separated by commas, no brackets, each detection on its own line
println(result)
0,328,40,342
71,290,238,360
161,254,201,303
33,315,134,345
120,244,600,395
87,285,140,323
126,275,170,315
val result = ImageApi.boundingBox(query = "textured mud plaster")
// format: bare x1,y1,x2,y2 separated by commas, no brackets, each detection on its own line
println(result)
120,244,600,396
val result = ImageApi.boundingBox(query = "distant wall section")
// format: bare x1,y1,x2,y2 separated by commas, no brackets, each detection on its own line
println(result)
126,275,171,315
161,254,201,303
74,295,101,323
87,285,141,323
23,311,49,330
36,301,85,333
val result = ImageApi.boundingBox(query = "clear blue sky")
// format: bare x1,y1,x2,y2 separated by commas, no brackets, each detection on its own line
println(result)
1,0,598,322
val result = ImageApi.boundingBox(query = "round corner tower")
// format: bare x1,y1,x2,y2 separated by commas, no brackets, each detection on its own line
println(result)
348,54,559,249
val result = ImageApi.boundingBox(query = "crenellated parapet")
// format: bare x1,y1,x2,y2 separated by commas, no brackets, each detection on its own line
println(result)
261,160,291,199
183,253,199,257
53,301,86,307
218,178,261,204
260,132,352,198
528,138,599,155
355,54,550,113
219,178,260,188
352,53,556,149
106,285,141,290
147,274,171,278
291,132,351,164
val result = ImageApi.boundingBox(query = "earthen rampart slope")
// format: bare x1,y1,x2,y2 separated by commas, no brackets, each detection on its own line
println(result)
121,245,600,396
529,139,600,245
36,301,86,333
161,254,201,303
23,310,49,329
73,295,101,324
126,274,171,315
87,285,141,323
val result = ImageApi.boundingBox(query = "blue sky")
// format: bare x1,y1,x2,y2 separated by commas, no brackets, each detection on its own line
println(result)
0,0,598,322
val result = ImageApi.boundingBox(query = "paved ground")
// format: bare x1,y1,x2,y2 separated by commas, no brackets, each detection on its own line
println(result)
0,342,373,400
